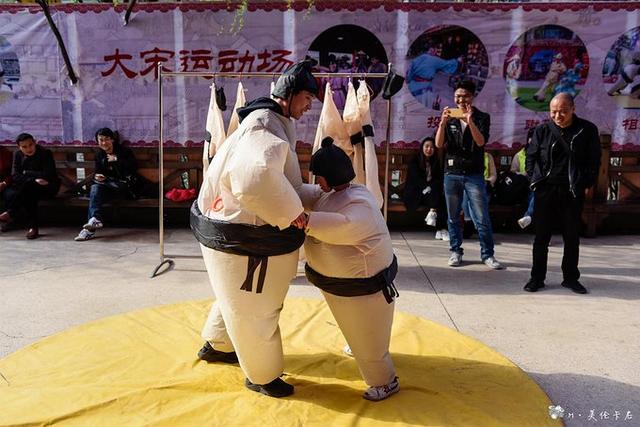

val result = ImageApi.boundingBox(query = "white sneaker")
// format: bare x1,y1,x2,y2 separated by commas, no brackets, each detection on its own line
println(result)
74,229,95,241
363,377,399,401
448,252,462,267
343,345,353,357
517,215,532,229
483,256,504,270
425,211,437,227
83,217,104,232
440,230,450,241
435,230,442,240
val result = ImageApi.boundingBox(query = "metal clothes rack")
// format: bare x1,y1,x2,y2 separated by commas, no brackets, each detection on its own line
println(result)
151,65,394,278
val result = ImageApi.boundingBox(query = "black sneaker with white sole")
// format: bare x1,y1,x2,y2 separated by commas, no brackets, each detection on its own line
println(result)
197,341,238,364
244,377,294,398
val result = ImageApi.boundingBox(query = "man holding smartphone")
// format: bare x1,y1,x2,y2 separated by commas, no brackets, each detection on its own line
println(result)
435,80,503,269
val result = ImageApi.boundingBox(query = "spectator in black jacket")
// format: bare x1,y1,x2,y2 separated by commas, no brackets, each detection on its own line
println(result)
403,136,448,240
0,133,60,239
523,93,601,294
74,128,141,241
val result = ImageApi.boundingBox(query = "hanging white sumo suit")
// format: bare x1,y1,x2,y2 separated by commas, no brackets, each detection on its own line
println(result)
194,96,321,385
202,83,226,174
313,81,383,208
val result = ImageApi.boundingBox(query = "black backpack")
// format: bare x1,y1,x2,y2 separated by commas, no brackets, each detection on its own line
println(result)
494,171,529,205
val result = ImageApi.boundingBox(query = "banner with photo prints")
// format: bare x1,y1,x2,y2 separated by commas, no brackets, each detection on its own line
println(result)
0,2,639,150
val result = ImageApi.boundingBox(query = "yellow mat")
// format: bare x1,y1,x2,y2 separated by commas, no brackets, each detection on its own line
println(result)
0,299,560,426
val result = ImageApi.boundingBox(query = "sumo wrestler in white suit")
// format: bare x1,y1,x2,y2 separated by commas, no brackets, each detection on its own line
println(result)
191,61,321,398
304,137,400,401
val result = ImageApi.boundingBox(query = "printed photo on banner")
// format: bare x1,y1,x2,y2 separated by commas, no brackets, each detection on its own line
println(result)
504,25,589,112
0,36,19,105
307,24,388,110
406,25,488,111
603,26,640,109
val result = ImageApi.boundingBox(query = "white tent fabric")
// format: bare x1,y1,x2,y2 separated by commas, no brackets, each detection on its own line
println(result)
343,81,366,185
203,83,226,174
357,81,384,208
227,82,246,136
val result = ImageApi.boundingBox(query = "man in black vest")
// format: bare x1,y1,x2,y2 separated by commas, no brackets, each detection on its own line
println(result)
435,80,503,269
524,93,601,294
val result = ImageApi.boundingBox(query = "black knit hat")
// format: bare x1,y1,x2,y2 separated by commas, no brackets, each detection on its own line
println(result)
310,137,355,187
272,59,318,99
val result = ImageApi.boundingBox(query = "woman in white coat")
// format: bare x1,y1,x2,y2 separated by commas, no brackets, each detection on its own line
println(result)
304,137,400,401
191,61,322,398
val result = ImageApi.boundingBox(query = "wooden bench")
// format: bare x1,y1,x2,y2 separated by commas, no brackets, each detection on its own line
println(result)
2,135,637,234
0,144,204,222
296,144,526,229
583,135,640,236
296,137,638,236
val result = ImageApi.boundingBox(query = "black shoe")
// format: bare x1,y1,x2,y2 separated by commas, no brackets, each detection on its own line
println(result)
197,341,238,363
244,377,294,398
524,279,545,292
562,280,588,294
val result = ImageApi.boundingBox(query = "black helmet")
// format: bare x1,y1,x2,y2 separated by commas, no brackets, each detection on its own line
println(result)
272,59,318,99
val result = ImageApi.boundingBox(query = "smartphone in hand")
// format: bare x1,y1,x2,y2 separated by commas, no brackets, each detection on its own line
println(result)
447,108,465,118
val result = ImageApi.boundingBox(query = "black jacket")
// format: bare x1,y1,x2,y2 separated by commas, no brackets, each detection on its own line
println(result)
95,142,138,181
403,143,443,211
526,116,601,196
443,107,490,176
11,145,60,191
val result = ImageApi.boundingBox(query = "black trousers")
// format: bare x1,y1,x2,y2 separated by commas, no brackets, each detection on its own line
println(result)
3,181,57,228
530,183,584,283
420,189,447,229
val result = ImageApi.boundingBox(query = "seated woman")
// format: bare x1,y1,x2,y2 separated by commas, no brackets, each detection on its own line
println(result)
304,138,399,402
403,136,448,240
74,128,143,241
0,133,60,239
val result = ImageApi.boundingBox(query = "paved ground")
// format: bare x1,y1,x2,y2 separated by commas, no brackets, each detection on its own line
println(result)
1,226,638,426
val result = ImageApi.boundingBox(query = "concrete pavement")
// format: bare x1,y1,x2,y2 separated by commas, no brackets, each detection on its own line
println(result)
1,227,638,426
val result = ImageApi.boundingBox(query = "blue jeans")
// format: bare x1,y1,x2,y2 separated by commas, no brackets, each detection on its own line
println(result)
444,174,495,260
524,191,535,217
88,182,127,221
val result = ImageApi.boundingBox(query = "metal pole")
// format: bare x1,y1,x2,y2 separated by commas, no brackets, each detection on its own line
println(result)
150,69,391,276
160,71,389,79
159,65,164,264
151,64,174,277
383,63,392,222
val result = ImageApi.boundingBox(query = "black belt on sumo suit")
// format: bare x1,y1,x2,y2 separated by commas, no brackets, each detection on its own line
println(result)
190,201,305,294
304,255,399,304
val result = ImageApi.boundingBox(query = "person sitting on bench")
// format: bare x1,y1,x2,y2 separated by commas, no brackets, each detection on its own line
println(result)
0,133,60,239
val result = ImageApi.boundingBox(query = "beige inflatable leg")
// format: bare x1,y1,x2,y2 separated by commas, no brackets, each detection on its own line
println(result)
200,245,298,385
201,300,234,352
321,290,396,387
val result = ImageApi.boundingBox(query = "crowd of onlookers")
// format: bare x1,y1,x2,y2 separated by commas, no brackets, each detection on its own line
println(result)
1,78,601,297
402,79,601,294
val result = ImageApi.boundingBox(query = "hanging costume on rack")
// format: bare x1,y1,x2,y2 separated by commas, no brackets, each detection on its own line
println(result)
227,82,246,136
356,80,384,208
313,81,384,209
191,60,322,397
311,82,352,181
343,81,366,185
203,83,226,173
